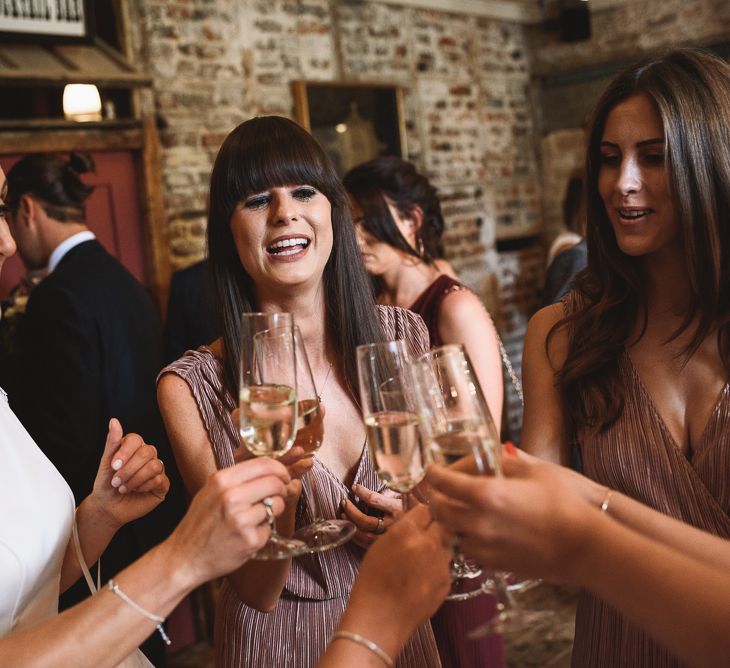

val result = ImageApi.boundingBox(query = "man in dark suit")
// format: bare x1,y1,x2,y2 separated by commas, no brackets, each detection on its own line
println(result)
164,259,218,364
5,155,183,666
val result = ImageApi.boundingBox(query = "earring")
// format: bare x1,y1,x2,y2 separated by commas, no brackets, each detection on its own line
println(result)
416,235,425,258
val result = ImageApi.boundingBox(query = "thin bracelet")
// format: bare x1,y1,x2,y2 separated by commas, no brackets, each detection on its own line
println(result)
108,579,172,646
600,488,614,514
330,631,394,667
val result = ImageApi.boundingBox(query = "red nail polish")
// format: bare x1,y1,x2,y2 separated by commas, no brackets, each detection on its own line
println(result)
504,441,517,456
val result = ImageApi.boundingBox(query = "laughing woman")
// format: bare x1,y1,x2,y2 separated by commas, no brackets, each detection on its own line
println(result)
157,116,441,667
521,49,730,666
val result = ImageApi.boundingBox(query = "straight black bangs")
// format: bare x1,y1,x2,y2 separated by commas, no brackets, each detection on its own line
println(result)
211,116,344,222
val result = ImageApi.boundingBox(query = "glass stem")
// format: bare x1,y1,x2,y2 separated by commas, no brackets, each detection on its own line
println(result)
268,505,280,540
402,491,411,511
493,571,515,620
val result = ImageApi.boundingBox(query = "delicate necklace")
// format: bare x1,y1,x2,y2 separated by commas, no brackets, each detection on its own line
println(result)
318,363,334,402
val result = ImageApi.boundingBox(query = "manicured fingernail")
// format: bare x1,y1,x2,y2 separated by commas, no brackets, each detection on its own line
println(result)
118,485,127,494
340,498,347,509
504,441,517,456
352,484,361,492
111,476,122,488
112,459,123,471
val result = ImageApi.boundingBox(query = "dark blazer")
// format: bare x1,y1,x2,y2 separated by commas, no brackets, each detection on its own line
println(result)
164,259,218,364
10,239,184,665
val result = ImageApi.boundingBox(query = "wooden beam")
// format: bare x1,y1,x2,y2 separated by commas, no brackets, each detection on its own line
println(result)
0,126,143,154
137,115,172,315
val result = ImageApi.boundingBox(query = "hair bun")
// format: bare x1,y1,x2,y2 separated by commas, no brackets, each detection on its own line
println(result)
67,152,95,175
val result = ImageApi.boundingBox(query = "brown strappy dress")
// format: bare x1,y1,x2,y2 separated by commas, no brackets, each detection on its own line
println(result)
564,293,730,667
160,305,441,668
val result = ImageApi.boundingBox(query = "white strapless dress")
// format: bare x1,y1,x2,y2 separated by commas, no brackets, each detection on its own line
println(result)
0,385,75,636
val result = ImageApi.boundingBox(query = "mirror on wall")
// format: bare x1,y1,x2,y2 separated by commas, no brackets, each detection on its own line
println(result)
292,80,407,175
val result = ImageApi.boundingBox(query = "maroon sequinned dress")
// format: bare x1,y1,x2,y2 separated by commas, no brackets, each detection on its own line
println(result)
408,274,506,668
160,305,441,668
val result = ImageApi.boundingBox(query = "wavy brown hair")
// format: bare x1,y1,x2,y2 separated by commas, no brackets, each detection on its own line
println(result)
206,115,384,400
549,49,730,432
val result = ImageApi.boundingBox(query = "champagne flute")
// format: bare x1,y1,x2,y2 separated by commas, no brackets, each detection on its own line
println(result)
417,344,549,633
239,312,306,560
356,340,427,512
258,325,356,552
414,346,495,601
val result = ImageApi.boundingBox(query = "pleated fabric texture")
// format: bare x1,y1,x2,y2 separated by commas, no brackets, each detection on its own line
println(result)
161,305,441,667
563,293,730,667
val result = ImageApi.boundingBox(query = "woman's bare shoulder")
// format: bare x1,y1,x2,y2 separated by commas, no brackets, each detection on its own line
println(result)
525,303,569,370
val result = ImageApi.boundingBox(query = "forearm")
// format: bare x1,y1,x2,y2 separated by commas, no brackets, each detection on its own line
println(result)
318,590,413,668
0,540,197,668
59,495,120,592
576,514,730,667
586,487,730,572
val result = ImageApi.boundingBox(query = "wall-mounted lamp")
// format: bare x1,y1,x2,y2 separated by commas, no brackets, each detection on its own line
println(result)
63,84,102,122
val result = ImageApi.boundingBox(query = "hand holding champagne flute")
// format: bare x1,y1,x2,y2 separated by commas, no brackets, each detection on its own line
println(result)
239,312,306,559
418,344,548,632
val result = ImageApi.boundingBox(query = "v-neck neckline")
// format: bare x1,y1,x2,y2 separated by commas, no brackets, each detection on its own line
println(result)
623,351,729,459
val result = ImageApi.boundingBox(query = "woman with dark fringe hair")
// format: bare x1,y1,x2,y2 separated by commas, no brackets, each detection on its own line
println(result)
522,48,730,666
157,116,440,667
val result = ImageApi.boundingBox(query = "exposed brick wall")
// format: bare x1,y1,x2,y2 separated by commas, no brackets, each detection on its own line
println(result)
129,1,541,344
125,0,543,435
495,244,544,443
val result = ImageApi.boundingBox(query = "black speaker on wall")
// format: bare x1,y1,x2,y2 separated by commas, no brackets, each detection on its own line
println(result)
560,2,591,42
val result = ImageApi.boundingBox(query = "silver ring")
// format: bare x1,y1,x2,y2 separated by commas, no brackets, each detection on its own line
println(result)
262,496,275,523
374,516,386,535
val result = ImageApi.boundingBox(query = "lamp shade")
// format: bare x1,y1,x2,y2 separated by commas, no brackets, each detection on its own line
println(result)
63,84,102,122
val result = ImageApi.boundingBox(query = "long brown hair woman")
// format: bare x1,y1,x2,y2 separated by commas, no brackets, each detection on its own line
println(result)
522,48,730,666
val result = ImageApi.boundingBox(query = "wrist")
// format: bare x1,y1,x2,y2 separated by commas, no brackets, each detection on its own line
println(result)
156,535,202,592
339,588,413,659
81,493,123,533
584,478,610,508
562,502,607,587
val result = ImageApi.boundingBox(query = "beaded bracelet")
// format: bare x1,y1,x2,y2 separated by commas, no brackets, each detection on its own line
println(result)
600,488,614,515
330,631,394,667
108,579,171,646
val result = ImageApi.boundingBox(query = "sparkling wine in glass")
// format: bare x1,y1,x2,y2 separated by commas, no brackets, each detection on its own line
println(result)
356,340,427,510
260,325,356,552
239,312,306,560
418,344,549,630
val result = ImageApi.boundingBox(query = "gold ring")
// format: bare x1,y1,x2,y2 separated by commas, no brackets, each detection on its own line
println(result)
374,516,386,535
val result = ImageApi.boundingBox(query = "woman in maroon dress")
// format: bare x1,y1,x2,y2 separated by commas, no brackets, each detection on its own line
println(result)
344,156,505,668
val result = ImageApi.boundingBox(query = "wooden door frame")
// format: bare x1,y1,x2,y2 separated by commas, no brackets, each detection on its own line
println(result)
0,117,171,312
